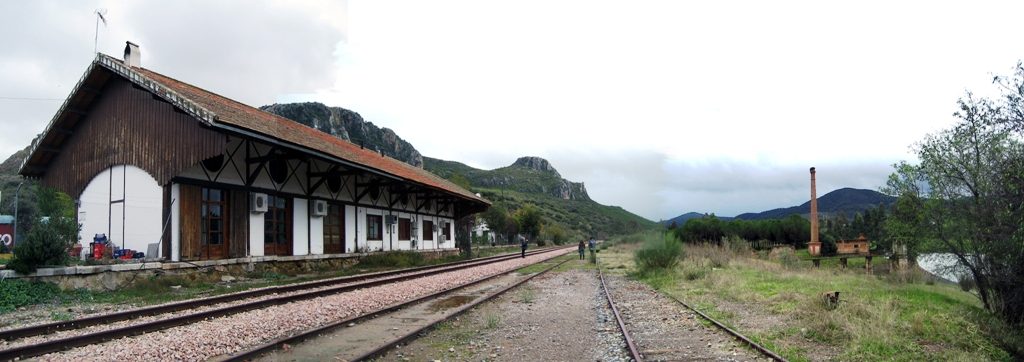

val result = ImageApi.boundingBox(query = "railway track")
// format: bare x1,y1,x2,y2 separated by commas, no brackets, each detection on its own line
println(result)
598,265,787,362
0,247,569,361
226,252,572,361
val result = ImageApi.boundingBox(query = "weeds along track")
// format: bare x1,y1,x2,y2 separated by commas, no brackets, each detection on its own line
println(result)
597,265,787,362
0,247,570,361
224,252,573,361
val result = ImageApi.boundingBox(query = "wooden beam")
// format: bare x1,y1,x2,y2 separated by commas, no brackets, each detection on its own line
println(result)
354,185,375,202
37,146,60,154
307,165,339,194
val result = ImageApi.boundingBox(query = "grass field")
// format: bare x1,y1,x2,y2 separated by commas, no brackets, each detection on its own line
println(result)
599,235,1022,361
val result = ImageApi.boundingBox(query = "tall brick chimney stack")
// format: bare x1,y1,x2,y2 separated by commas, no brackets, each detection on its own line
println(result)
809,167,820,255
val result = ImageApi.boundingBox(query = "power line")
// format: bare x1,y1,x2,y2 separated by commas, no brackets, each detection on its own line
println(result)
0,96,63,101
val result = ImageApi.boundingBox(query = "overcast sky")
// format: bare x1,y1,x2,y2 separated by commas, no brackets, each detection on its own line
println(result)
2,1,1023,220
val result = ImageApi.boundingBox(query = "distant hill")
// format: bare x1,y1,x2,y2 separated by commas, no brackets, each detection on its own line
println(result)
425,156,589,201
662,212,732,226
734,188,895,220
424,156,655,237
261,102,424,167
664,188,895,225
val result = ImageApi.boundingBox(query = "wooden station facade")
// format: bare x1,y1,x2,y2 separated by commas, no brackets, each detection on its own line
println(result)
19,44,489,261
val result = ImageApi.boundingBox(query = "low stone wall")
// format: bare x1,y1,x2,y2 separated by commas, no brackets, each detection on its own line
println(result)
0,249,461,291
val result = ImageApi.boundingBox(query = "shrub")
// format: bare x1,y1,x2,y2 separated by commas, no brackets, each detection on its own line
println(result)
634,233,683,272
0,279,61,312
7,217,79,275
772,247,801,269
682,265,707,280
723,235,751,254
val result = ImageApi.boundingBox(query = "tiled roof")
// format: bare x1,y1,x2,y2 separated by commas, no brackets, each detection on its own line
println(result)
103,54,487,205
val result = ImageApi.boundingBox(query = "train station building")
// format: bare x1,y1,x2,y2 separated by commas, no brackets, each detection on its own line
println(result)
19,43,489,262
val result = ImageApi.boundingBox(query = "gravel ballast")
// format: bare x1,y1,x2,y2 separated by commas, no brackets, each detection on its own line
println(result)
39,249,569,361
381,262,633,362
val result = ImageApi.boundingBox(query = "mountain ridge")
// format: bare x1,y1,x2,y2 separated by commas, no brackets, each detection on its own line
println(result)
664,188,894,225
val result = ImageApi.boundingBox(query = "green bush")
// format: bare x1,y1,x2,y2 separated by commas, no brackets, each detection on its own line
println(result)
634,233,683,272
7,217,79,275
0,279,61,312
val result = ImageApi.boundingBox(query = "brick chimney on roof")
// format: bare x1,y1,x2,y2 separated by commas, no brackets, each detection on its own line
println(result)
123,41,140,67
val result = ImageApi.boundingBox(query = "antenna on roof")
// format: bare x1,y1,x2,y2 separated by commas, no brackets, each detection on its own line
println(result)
94,9,108,54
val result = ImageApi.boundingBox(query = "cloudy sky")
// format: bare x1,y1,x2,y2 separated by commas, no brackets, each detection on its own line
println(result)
2,1,1023,220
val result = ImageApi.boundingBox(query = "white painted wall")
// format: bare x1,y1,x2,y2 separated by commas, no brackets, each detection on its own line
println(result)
249,209,265,256
78,165,162,258
310,203,324,254
343,205,353,253
292,198,309,255
170,183,180,261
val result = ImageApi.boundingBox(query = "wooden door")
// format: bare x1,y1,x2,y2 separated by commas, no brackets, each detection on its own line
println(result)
264,195,292,256
323,203,345,254
179,184,201,260
199,187,229,259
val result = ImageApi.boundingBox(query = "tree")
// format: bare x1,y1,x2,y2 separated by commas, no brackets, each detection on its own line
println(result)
480,204,509,243
7,187,80,274
884,62,1024,326
513,204,543,242
541,223,568,245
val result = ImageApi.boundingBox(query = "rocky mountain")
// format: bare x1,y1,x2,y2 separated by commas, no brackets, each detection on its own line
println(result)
425,156,589,201
423,156,653,237
260,102,424,167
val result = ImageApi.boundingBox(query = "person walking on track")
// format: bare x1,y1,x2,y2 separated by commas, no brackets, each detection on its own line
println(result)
520,237,528,258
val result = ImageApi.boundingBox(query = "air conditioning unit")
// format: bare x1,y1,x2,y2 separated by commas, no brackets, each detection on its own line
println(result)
312,200,328,217
384,215,397,225
251,193,268,213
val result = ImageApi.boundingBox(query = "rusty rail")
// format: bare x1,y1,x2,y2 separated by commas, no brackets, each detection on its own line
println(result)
599,267,643,361
663,293,788,362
